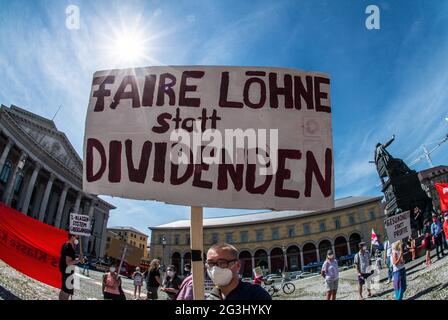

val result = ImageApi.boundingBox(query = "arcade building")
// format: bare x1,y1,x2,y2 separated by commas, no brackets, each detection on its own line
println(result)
150,195,385,276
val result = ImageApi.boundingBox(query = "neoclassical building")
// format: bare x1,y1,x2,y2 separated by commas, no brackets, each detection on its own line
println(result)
0,104,115,258
150,196,385,276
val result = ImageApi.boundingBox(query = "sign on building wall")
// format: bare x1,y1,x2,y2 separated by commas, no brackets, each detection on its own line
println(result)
69,213,91,237
384,211,411,243
83,66,334,210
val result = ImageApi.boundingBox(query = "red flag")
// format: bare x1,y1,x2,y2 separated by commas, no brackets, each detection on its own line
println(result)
0,203,67,289
435,183,448,212
371,228,379,246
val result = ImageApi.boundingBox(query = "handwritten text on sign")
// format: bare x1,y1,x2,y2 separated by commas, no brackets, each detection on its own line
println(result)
384,211,411,243
69,213,91,237
83,66,334,210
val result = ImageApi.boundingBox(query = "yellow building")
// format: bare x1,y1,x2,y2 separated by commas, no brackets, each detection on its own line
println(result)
149,196,385,276
105,227,149,261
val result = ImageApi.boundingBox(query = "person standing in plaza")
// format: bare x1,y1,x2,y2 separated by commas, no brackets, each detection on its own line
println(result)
443,213,448,248
146,259,162,300
354,242,373,300
161,265,182,300
183,263,191,277
408,236,417,261
423,219,433,266
102,266,123,300
383,237,393,284
431,214,445,259
58,233,81,300
321,250,339,300
132,267,144,300
391,240,407,300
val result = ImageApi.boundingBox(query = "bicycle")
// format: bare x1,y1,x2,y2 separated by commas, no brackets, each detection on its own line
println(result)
263,276,295,296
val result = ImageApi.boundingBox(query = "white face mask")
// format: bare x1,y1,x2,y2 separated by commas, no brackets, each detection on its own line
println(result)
110,267,116,273
328,255,334,259
167,271,175,278
74,239,79,246
207,266,234,287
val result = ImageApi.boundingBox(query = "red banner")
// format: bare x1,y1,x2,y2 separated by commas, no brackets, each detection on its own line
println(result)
0,203,67,289
435,183,448,212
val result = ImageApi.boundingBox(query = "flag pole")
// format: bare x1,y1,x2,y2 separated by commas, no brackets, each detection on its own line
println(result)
190,206,205,300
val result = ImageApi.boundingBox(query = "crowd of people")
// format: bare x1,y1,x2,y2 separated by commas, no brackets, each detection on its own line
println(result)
57,210,448,301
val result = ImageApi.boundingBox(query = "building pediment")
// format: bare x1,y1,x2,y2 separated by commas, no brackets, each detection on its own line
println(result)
5,106,83,176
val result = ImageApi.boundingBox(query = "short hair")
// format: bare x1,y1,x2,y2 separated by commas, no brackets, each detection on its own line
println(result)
68,233,76,239
167,265,176,272
184,263,191,269
207,243,238,259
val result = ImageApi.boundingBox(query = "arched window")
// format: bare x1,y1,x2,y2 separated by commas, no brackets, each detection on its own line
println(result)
0,160,12,183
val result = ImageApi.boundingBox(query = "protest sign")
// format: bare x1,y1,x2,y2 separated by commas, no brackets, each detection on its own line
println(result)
83,66,334,211
69,213,91,237
384,211,411,243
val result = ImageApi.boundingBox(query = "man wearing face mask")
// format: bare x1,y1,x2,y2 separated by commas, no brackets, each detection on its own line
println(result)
58,233,82,300
354,242,373,300
206,243,271,300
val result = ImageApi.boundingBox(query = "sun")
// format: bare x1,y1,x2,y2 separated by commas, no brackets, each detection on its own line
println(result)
111,31,146,64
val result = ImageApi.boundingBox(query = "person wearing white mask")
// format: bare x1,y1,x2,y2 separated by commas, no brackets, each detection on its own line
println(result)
58,233,82,300
102,266,123,300
206,243,271,300
161,265,182,300
321,249,339,300
354,242,373,300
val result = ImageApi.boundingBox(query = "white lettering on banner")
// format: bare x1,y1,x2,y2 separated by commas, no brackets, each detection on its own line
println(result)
83,66,334,210
443,187,448,194
384,211,411,243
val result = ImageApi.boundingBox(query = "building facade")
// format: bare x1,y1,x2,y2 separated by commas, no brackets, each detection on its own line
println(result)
0,104,115,258
150,196,385,276
418,165,448,213
105,226,149,259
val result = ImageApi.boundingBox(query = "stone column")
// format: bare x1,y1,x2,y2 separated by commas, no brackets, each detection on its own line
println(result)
347,242,351,255
3,151,26,205
99,212,109,258
54,183,69,228
85,200,97,255
38,173,55,222
73,192,82,213
20,163,41,214
251,255,255,270
181,257,184,272
0,140,13,170
316,248,320,262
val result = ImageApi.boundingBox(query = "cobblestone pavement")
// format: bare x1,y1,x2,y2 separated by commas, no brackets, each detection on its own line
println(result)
1,252,448,300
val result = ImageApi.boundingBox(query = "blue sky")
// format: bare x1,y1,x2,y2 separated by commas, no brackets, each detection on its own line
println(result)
1,0,448,238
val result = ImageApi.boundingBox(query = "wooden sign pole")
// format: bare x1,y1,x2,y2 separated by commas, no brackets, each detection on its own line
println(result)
190,206,205,300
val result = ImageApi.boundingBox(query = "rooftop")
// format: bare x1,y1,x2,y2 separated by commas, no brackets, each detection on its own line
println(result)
150,196,383,230
108,226,148,237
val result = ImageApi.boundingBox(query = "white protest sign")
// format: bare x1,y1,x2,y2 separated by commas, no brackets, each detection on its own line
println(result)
69,213,92,237
83,66,334,210
384,211,411,243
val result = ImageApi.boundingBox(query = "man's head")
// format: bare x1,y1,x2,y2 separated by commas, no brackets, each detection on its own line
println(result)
359,242,367,252
327,250,334,260
68,233,79,245
206,243,240,287
184,263,191,273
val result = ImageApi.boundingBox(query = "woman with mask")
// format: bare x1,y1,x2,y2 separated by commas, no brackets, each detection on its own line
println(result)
102,266,123,300
321,250,339,300
132,267,144,300
161,265,182,300
391,240,407,300
205,243,271,300
145,259,162,300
